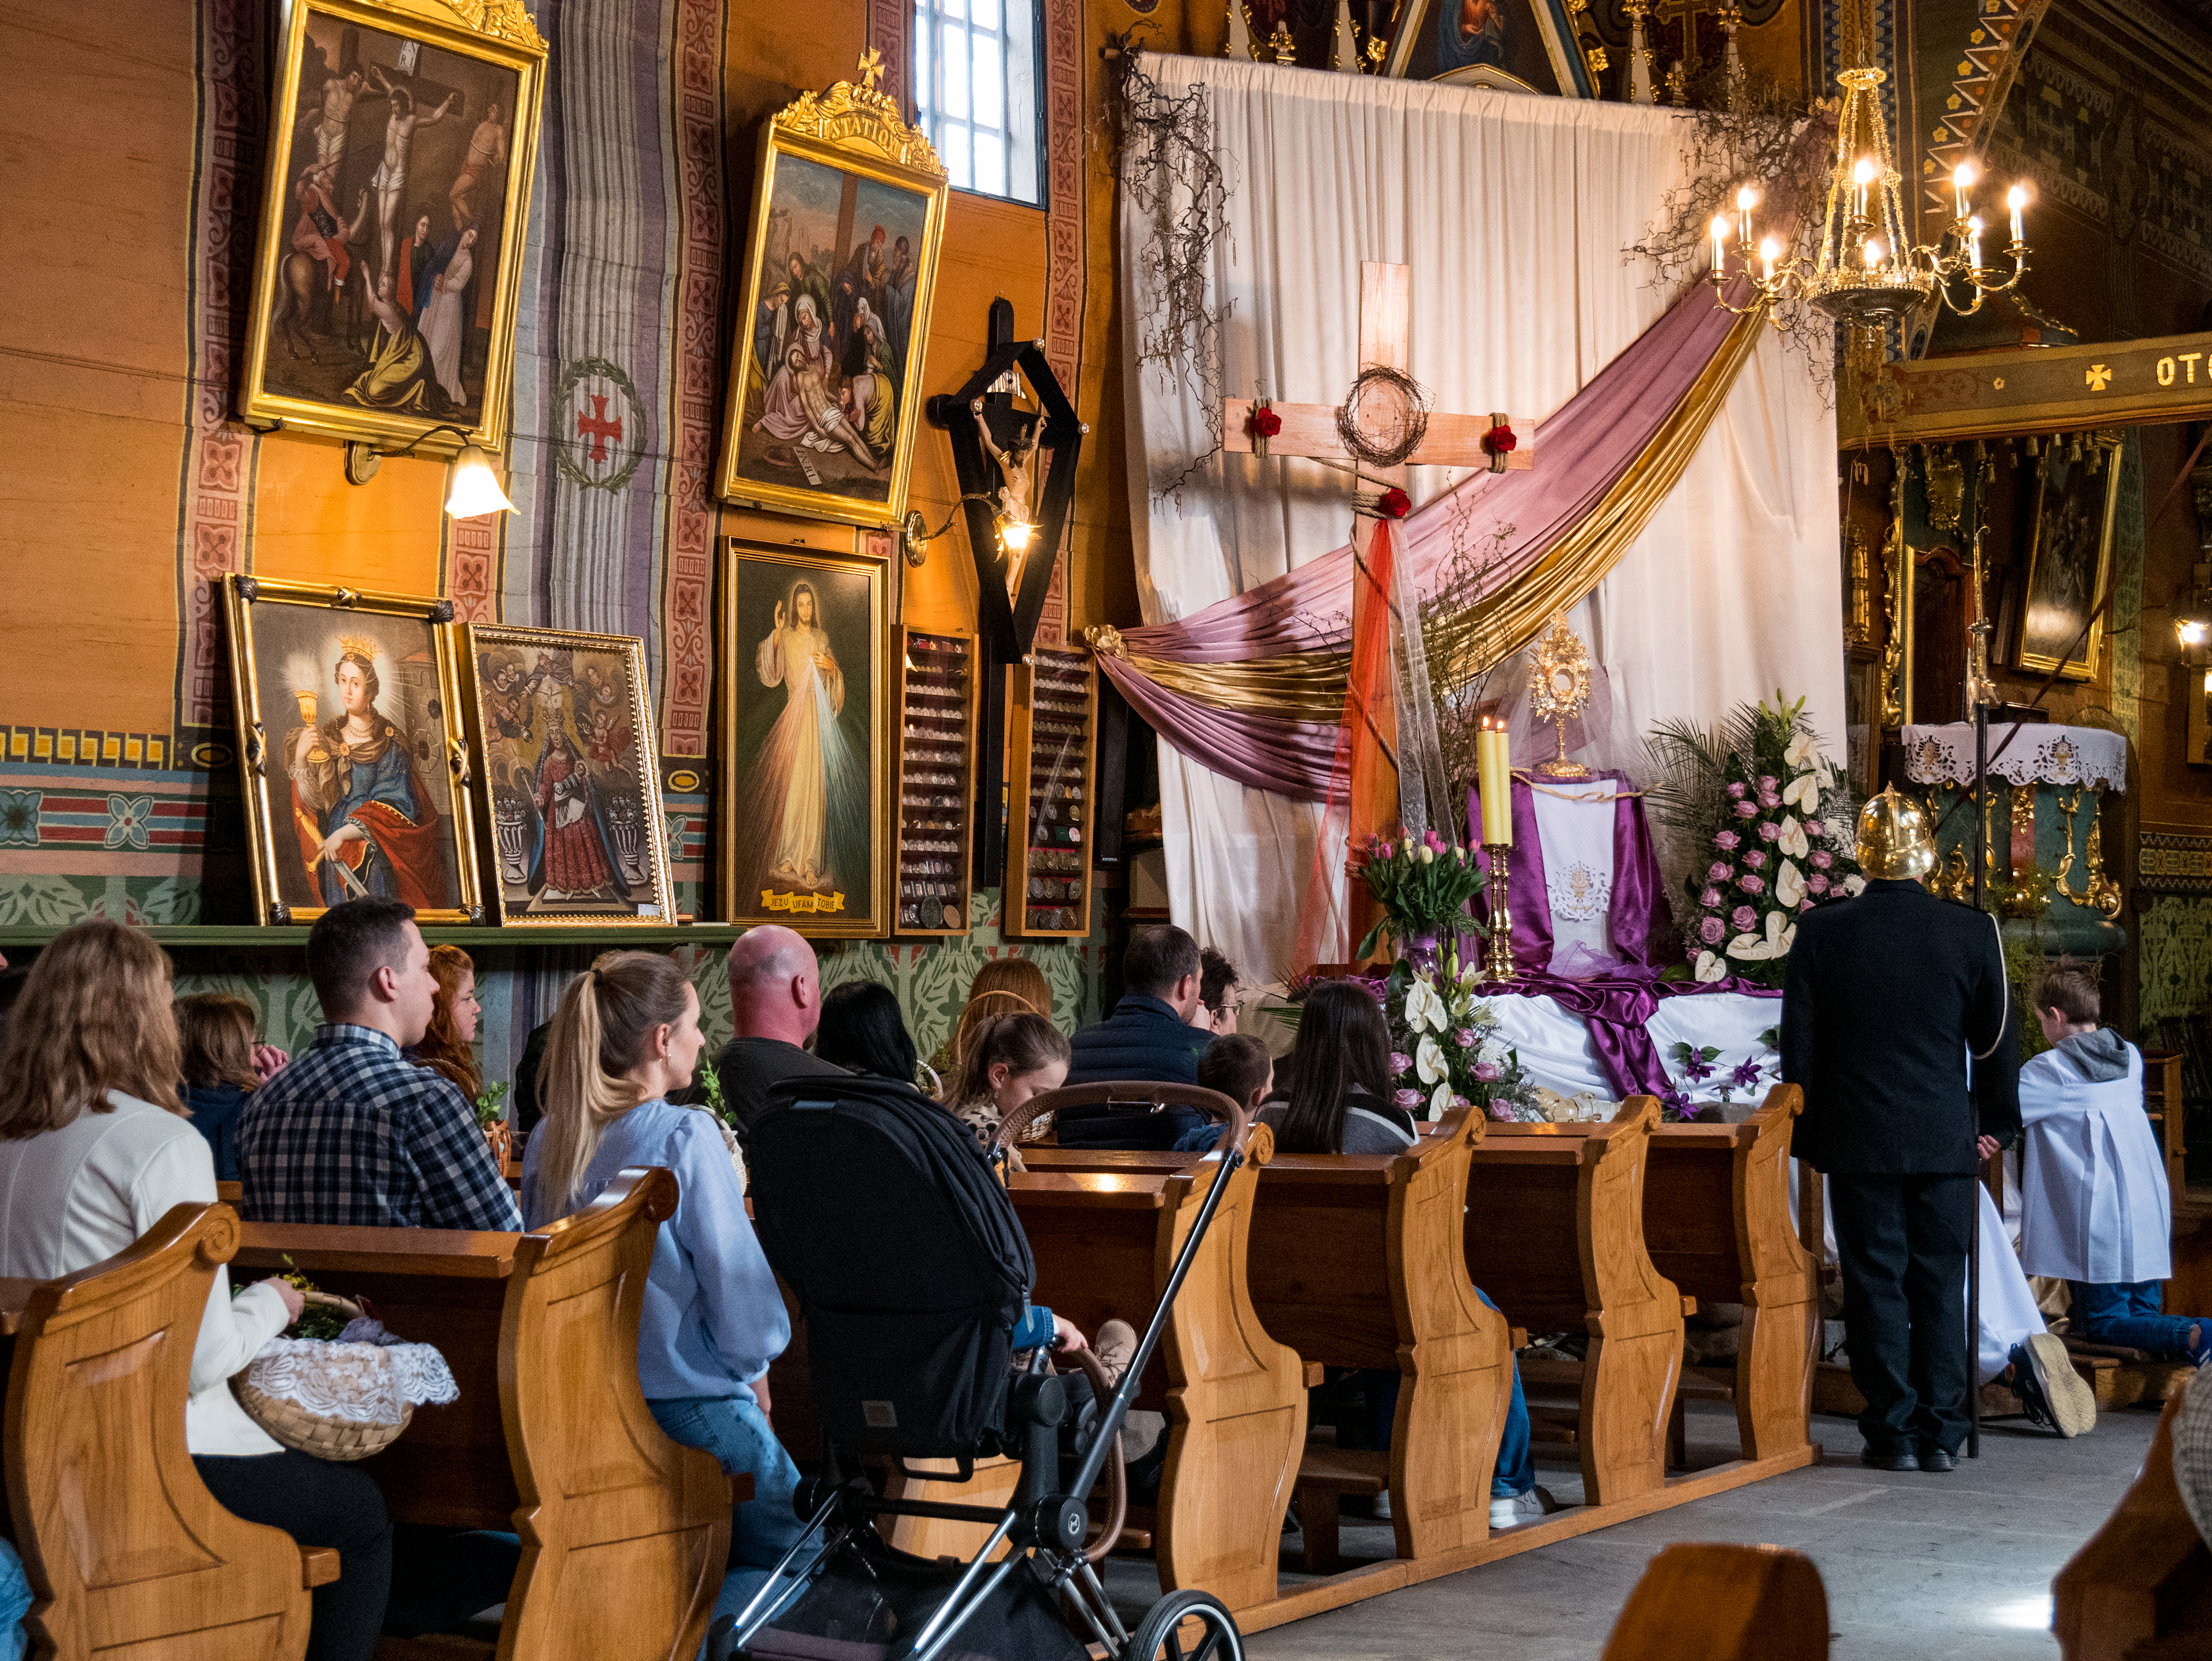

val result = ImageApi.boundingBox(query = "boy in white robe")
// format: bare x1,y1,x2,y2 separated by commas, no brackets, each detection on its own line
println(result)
2019,968,2207,1371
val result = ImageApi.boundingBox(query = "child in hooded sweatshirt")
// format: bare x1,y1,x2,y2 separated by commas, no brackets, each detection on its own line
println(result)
2017,968,2208,1371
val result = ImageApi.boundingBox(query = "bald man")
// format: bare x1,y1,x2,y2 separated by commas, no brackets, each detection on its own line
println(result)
711,926,847,1149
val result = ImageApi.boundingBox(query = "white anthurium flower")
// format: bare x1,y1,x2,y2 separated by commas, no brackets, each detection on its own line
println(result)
1783,731,1819,771
1782,771,1820,812
1726,909,1797,962
1775,858,1805,909
1843,873,1866,896
1777,816,1809,858
1430,1080,1453,1119
1404,977,1447,1034
1694,949,1729,983
1415,1034,1448,1085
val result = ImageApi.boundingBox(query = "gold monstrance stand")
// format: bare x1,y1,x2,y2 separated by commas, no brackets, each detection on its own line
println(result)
1528,617,1594,780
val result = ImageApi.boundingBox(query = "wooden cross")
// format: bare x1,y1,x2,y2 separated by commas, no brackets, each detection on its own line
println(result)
1222,263,1536,479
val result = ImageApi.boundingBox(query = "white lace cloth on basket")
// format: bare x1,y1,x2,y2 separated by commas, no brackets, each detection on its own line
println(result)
1901,723,2127,793
241,1325,460,1426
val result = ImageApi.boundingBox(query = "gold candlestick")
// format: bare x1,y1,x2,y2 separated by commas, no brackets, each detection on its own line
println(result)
1483,844,1517,982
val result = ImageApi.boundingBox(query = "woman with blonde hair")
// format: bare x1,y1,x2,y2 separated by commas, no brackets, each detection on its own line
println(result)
0,921,391,1661
944,955,1053,1071
518,951,805,1615
413,944,483,1102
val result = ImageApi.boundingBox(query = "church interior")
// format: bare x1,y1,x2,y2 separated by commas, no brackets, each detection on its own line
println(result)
5,0,2212,1655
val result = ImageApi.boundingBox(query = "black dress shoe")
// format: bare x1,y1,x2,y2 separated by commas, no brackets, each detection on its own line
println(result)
1920,1447,1959,1472
1860,1447,1920,1472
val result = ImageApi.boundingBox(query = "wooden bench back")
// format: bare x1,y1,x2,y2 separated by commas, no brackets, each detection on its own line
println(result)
2053,1388,2212,1659
1601,1541,1829,1660
5,1201,317,1661
497,1166,732,1661
1003,1081,1251,1156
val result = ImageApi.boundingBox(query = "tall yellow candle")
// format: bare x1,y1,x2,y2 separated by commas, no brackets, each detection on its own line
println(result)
1477,721,1513,845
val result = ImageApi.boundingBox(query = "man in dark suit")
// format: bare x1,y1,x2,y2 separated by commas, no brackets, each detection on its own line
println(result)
1782,788,2020,1473
1056,925,1215,1148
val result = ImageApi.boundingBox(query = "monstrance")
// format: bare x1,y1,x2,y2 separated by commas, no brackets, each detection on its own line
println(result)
1528,616,1593,780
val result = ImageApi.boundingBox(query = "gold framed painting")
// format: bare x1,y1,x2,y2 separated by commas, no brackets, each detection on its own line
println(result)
719,539,891,936
462,625,676,926
238,0,546,455
2017,431,2124,682
714,60,949,529
223,576,482,925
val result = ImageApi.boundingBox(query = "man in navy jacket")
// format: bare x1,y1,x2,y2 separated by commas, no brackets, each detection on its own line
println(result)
1057,926,1214,1148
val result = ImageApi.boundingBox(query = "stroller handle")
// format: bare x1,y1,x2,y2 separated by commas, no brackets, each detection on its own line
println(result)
993,1080,1249,1157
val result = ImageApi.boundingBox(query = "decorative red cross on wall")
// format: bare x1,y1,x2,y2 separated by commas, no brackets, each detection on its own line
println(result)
577,395,624,463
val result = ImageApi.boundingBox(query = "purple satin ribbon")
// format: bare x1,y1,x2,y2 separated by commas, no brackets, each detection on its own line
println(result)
1472,964,1781,1100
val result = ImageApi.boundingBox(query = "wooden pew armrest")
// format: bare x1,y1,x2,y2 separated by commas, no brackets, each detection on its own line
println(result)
1510,1327,1529,1351
300,1546,341,1590
732,1474,755,1505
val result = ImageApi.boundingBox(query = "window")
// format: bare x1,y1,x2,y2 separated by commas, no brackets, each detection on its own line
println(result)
913,0,1043,206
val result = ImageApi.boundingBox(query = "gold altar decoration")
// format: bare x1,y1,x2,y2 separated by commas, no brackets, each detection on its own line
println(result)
1527,616,1593,780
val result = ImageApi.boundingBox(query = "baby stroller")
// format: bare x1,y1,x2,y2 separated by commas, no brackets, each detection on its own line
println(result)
717,1076,1254,1661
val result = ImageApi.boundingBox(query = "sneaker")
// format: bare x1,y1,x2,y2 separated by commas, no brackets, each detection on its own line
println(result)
1094,1319,1137,1387
1489,1485,1558,1530
2009,1333,2095,1438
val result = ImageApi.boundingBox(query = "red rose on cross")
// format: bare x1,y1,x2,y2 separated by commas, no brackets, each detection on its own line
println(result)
1250,406,1283,439
1483,424,1518,455
1377,486,1411,519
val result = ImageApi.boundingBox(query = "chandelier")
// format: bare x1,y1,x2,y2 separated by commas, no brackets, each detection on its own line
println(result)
1709,63,2030,326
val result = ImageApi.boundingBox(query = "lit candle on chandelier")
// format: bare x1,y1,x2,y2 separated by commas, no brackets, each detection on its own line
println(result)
1863,236,1885,271
1967,214,1984,270
1852,157,1876,222
1709,215,1730,275
1758,237,1780,282
1951,160,1976,222
2007,183,2028,247
1734,184,1758,251
1476,717,1513,846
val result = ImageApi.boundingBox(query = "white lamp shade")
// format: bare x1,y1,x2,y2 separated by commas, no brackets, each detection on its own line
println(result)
445,443,517,518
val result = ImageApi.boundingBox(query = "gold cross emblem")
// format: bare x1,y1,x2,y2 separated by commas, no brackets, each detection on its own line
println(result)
2085,364,2112,391
858,47,885,91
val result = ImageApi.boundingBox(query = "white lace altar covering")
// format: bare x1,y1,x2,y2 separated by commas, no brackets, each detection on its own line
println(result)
1901,723,2127,793
1528,776,1624,965
241,1322,460,1426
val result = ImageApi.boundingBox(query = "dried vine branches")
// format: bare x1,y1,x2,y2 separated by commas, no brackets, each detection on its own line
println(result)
1107,46,1234,503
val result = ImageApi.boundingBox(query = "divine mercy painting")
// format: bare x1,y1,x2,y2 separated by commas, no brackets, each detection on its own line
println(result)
224,577,480,925
720,543,887,936
240,0,543,451
466,626,675,926
716,70,948,528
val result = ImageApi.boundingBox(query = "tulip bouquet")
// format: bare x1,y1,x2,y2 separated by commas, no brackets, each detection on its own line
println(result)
1349,826,1488,969
1645,693,1864,992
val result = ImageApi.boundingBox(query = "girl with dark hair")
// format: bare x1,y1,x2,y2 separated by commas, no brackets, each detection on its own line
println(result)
1264,980,1415,1156
521,950,806,1617
813,979,918,1084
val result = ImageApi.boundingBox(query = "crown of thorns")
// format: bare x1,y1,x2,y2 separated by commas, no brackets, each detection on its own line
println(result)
1335,365,1431,470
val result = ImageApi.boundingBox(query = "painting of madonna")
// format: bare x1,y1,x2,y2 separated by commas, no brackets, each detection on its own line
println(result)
285,641,458,910
722,550,882,932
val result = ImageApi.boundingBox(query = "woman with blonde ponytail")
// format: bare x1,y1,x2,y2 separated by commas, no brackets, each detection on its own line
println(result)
519,951,809,1615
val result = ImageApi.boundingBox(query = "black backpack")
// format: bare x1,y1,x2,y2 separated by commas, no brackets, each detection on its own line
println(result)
749,1072,1035,1461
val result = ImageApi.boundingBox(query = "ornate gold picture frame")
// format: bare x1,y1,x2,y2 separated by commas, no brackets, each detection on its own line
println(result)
238,0,546,456
461,625,676,926
718,539,891,937
714,58,949,529
2017,432,2123,682
223,575,482,925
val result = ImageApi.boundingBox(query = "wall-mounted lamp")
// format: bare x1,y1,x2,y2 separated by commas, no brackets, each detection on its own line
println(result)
2175,559,2212,664
899,493,1021,568
343,423,518,518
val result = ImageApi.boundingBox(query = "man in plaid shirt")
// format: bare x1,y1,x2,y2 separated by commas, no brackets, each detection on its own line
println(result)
241,897,522,1231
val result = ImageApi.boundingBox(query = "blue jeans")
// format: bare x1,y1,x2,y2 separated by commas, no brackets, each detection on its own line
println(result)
2069,1280,2207,1363
649,1391,815,1636
1353,1291,1535,1499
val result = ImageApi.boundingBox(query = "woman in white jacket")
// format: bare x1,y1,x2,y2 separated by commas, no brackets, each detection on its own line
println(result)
0,921,392,1661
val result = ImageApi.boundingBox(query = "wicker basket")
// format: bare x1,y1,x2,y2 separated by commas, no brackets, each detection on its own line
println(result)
232,1292,415,1463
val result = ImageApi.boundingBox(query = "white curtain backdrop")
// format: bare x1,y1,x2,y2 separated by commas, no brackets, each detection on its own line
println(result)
1120,57,1843,987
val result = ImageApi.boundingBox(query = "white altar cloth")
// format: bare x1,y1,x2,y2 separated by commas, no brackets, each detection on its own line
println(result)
1482,989,1780,1110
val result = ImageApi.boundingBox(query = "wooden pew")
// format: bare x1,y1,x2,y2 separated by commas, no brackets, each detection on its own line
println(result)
2,1202,336,1660
236,1167,738,1661
1601,1542,1830,1661
2051,1388,2212,1661
998,1084,1306,1622
1024,1107,1514,1573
